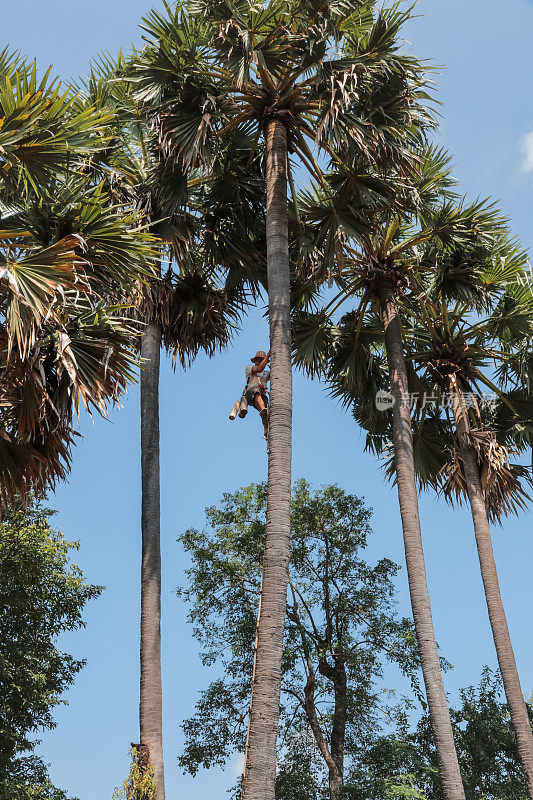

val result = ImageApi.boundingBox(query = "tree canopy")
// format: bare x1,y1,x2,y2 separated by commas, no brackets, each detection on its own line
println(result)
177,480,421,797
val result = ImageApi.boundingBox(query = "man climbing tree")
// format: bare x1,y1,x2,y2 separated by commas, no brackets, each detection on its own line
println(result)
244,350,271,438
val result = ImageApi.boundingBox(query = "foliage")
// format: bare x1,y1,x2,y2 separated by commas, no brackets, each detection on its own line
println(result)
0,50,108,192
0,756,73,800
351,668,530,800
82,49,260,364
0,501,101,800
112,747,156,800
177,481,531,799
381,775,429,800
0,51,155,503
131,0,438,305
292,170,533,523
353,207,533,520
275,735,323,800
177,480,420,791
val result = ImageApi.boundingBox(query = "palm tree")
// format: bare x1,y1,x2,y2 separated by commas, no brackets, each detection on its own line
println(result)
293,154,471,798
143,4,431,796
330,201,533,794
83,48,263,797
392,220,533,795
447,386,533,795
0,53,152,502
136,275,243,799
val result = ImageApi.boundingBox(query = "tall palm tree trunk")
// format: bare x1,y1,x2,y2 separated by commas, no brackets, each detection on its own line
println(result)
242,118,292,800
378,283,466,800
140,320,165,800
450,383,533,796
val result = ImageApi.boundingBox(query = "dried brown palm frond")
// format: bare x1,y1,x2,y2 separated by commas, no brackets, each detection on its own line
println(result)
0,426,77,507
134,272,176,333
0,303,138,504
133,268,243,366
166,275,241,367
0,431,45,507
439,430,532,524
0,384,79,506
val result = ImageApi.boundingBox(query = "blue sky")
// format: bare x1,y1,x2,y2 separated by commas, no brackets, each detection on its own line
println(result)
3,0,533,797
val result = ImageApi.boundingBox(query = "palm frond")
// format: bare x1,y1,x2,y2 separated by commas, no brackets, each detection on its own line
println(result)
439,432,532,525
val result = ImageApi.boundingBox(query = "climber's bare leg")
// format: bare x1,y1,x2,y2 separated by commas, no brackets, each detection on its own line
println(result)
254,393,269,437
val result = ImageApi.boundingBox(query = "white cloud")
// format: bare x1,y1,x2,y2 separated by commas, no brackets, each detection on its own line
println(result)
520,131,533,172
231,752,245,777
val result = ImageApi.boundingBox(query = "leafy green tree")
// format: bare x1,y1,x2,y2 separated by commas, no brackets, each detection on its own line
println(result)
0,502,101,800
177,481,421,800
355,668,531,800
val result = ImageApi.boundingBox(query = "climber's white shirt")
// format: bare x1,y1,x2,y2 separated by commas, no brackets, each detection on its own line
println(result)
245,365,270,391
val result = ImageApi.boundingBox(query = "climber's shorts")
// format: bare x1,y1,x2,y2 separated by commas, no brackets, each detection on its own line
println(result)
245,388,268,409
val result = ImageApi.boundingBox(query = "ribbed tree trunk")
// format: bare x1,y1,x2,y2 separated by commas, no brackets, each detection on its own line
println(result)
241,118,292,800
378,284,466,800
450,384,533,797
140,320,165,800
